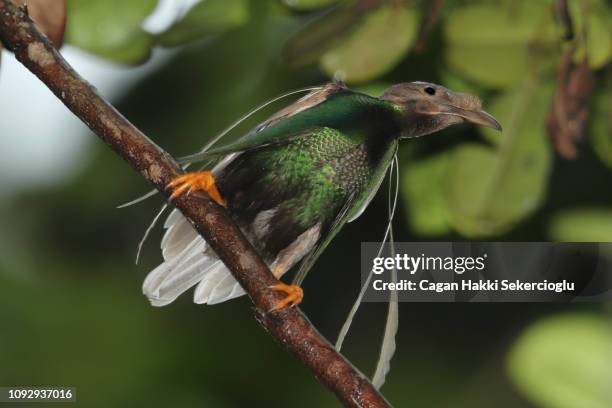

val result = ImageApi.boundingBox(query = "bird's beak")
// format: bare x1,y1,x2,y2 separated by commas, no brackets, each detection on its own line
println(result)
442,105,502,131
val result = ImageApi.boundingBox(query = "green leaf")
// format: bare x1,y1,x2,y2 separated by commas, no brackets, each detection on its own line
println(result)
352,81,392,97
283,0,340,11
283,1,384,67
439,69,484,97
447,78,553,237
400,152,452,236
320,3,418,83
156,0,249,47
570,0,612,69
65,0,157,64
549,208,612,241
507,314,612,408
590,83,612,169
479,78,540,146
445,3,558,89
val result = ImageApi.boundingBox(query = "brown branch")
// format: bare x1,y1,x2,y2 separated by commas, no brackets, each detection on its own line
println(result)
413,0,445,53
0,1,390,407
553,0,574,41
546,45,596,159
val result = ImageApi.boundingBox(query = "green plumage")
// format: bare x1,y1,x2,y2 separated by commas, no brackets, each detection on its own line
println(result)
212,88,401,272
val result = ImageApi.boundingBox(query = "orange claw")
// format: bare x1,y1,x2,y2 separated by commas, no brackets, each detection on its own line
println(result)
167,171,226,207
269,283,304,312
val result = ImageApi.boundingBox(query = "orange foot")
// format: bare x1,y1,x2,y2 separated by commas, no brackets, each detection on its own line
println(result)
167,171,226,207
269,283,304,312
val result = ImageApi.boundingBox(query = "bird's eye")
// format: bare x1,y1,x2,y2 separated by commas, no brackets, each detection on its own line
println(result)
424,86,436,96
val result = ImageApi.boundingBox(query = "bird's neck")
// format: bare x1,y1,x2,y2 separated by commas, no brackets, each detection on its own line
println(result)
357,99,403,160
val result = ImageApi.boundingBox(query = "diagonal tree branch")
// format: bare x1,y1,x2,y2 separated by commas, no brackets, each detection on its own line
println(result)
0,1,390,407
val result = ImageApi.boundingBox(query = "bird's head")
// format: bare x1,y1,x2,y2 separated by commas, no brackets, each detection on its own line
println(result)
380,82,502,138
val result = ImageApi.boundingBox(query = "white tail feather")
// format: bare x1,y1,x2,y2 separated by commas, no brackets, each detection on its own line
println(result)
193,263,224,304
162,225,199,261
207,273,246,305
156,251,211,297
148,256,213,307
143,238,200,294
226,281,246,300
192,262,246,304
143,238,207,304
164,208,184,228
144,187,258,306
144,207,248,306
161,211,200,260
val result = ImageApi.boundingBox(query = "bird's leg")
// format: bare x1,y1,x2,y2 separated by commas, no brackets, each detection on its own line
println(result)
270,283,304,311
269,264,304,311
167,171,226,207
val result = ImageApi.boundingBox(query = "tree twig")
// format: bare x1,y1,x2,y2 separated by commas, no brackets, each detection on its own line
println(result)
553,0,574,40
0,1,390,407
414,0,445,53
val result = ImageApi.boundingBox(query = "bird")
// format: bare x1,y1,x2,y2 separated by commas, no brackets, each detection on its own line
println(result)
142,81,502,311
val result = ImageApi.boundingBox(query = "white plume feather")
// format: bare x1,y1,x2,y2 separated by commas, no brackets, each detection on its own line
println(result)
336,154,399,351
372,155,400,389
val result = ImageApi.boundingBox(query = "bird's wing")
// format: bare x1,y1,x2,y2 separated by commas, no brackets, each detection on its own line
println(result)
121,84,334,209
253,81,347,132
292,139,398,286
178,82,390,163
127,84,343,259
177,82,349,163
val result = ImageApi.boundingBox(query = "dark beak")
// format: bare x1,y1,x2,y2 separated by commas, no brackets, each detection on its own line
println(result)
444,106,502,131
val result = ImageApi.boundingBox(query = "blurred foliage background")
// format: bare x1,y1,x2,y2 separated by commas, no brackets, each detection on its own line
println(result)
0,0,611,407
